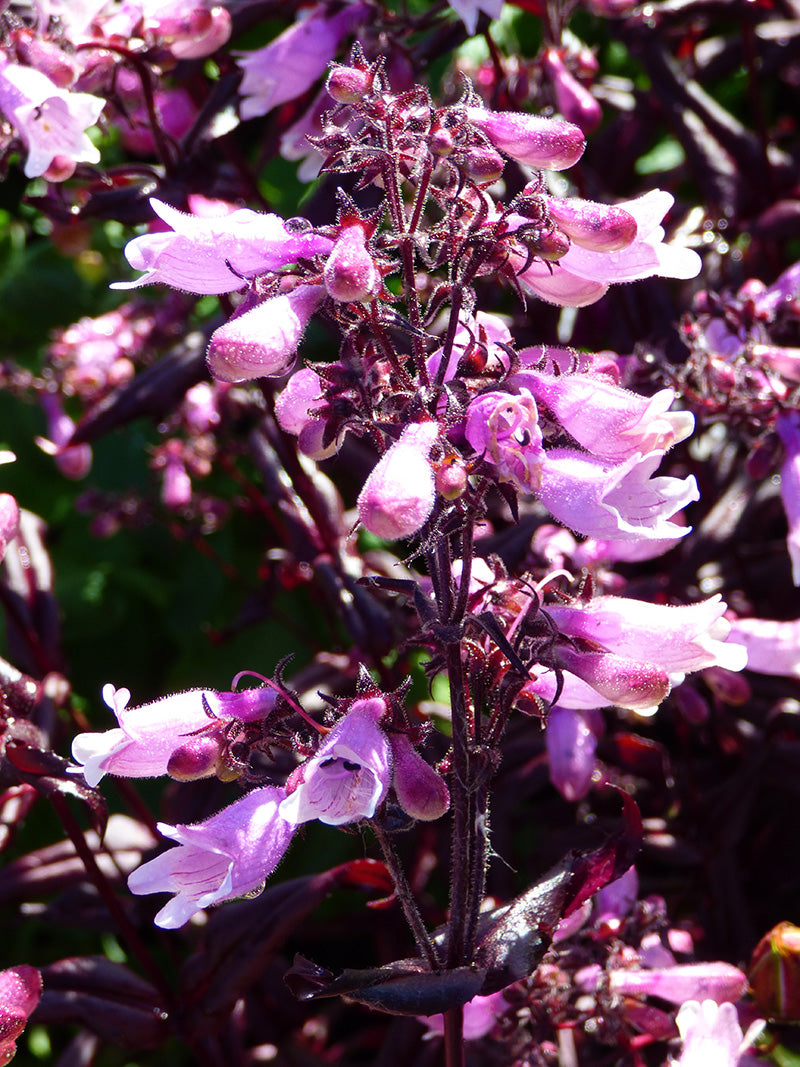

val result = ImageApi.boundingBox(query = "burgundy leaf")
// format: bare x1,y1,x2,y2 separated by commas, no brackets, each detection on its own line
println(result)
4,743,107,839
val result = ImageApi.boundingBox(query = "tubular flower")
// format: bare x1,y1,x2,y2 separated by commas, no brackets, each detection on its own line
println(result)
71,682,277,786
536,448,699,542
546,706,599,801
237,2,368,119
206,284,325,383
0,58,104,179
674,1000,765,1067
113,199,332,295
726,616,800,679
357,423,439,540
128,787,295,928
389,734,450,822
514,373,694,464
0,965,42,1066
546,595,748,681
279,698,391,826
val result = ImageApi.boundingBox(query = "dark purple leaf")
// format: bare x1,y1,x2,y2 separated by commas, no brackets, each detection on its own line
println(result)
180,859,392,1025
35,958,169,1050
284,954,486,1016
4,742,107,839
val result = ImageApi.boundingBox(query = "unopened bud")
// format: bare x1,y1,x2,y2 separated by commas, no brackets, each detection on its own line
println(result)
430,124,455,157
521,227,571,261
167,732,224,781
435,456,468,500
545,195,637,253
702,665,751,706
323,224,381,302
327,64,372,104
555,645,671,714
466,106,585,171
750,922,800,1021
389,734,450,821
542,49,602,134
357,423,438,540
43,155,77,183
461,146,505,184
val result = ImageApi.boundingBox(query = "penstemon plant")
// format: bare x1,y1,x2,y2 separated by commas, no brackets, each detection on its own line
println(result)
0,2,798,1066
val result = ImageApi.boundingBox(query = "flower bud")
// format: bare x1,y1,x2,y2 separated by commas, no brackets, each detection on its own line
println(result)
466,106,585,171
542,49,602,134
520,227,571,261
435,456,468,500
0,494,19,564
390,734,450,821
323,224,381,302
555,645,671,714
749,922,800,1021
545,196,637,253
546,706,598,801
461,146,505,184
358,423,439,540
167,731,225,781
326,64,372,104
207,284,324,382
430,124,454,157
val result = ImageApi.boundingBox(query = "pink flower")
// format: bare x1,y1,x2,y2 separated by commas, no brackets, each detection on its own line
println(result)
542,48,602,133
447,0,504,34
536,448,699,541
464,389,544,491
71,682,277,787
206,285,325,383
466,106,585,171
279,698,391,827
0,493,19,565
546,595,748,681
113,199,331,295
357,423,439,540
554,645,671,714
517,191,701,306
609,965,747,1006
674,1000,764,1067
725,617,800,679
777,410,800,585
128,787,295,928
36,394,92,480
0,965,42,1065
237,2,368,120
516,372,694,463
0,58,104,178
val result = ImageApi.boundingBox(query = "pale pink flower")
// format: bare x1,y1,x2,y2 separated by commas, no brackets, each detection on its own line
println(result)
464,389,544,491
71,682,277,786
447,0,504,34
0,58,104,178
546,595,748,681
113,199,331,295
536,448,699,542
128,787,295,928
542,48,602,133
725,617,800,679
323,223,381,303
517,372,694,463
674,1000,765,1067
237,3,368,120
279,698,391,827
